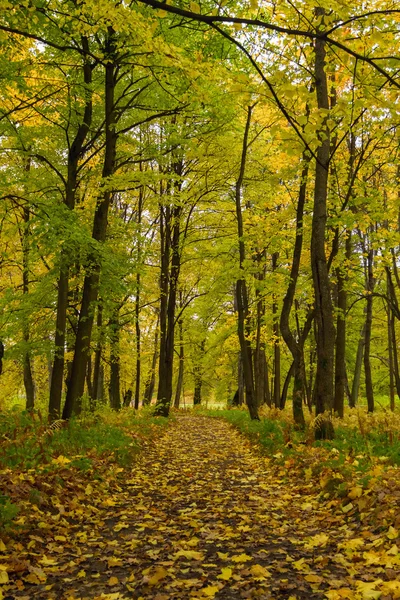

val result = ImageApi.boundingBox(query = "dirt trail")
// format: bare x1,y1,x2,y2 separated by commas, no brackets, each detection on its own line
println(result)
2,416,383,599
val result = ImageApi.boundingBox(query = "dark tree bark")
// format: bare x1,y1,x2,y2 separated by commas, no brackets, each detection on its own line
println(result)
193,339,205,406
155,156,183,417
134,184,143,410
20,195,35,411
311,10,336,429
272,252,281,409
92,303,104,403
174,318,184,408
233,105,259,420
363,229,375,413
350,321,366,408
108,308,121,411
334,232,351,418
279,157,310,427
63,28,117,419
143,316,159,406
49,37,93,421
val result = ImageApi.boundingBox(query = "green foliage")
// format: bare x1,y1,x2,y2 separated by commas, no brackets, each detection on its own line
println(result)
0,407,170,470
0,494,19,530
203,408,285,453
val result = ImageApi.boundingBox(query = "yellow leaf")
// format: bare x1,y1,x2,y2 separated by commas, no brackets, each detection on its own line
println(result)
293,558,307,571
341,538,364,551
342,502,353,513
202,585,219,598
217,552,229,560
148,567,168,585
250,564,271,580
348,486,362,499
52,455,71,465
77,570,86,578
0,571,8,584
387,526,398,540
85,484,93,495
217,567,232,580
356,580,382,599
108,576,119,586
24,573,41,585
108,557,123,568
0,541,6,552
189,1,200,13
232,553,252,563
304,574,323,584
305,533,329,548
250,0,258,9
174,550,204,561
54,535,66,542
386,544,398,556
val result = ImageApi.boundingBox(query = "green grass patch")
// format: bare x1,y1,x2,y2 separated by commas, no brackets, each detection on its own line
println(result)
0,406,170,471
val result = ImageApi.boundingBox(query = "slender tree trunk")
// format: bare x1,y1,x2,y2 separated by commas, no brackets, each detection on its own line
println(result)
364,233,375,413
49,38,92,421
350,321,366,408
20,198,35,411
264,356,271,406
311,10,336,428
143,317,159,406
63,29,116,419
155,157,183,417
280,361,294,410
109,309,121,411
387,297,395,411
254,264,266,408
272,253,281,409
193,339,205,406
134,186,143,410
174,318,184,408
334,233,351,418
279,158,309,426
234,105,258,420
92,303,104,402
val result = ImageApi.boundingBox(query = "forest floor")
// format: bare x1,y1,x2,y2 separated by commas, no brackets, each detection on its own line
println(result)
1,414,400,600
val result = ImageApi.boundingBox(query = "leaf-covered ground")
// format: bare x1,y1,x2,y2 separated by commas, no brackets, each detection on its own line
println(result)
2,415,400,599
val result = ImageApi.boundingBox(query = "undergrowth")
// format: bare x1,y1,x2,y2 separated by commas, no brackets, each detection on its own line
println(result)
0,406,170,530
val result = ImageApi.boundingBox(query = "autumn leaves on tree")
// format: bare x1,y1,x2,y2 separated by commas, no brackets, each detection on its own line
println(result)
0,1,399,424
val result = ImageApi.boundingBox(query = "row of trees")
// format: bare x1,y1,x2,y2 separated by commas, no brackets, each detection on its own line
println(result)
0,0,399,431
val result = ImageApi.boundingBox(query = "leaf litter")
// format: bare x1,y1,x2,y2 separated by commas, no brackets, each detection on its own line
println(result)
1,415,400,599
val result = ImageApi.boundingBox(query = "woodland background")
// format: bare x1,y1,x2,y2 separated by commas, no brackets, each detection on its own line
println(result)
0,0,400,427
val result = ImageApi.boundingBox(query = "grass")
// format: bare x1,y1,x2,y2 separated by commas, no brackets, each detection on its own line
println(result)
0,406,169,471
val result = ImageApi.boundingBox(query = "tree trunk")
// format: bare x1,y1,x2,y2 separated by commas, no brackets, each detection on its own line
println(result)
334,233,351,417
143,316,159,406
193,339,205,406
272,253,281,409
350,321,366,408
134,185,143,410
279,157,309,426
311,10,336,427
20,199,35,411
174,318,184,408
233,105,258,420
280,361,294,410
388,297,395,411
109,309,121,411
92,303,104,402
63,29,116,419
363,234,375,413
49,37,92,421
155,158,183,417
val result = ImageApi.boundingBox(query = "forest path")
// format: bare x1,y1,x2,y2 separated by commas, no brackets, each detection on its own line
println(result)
5,416,382,599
